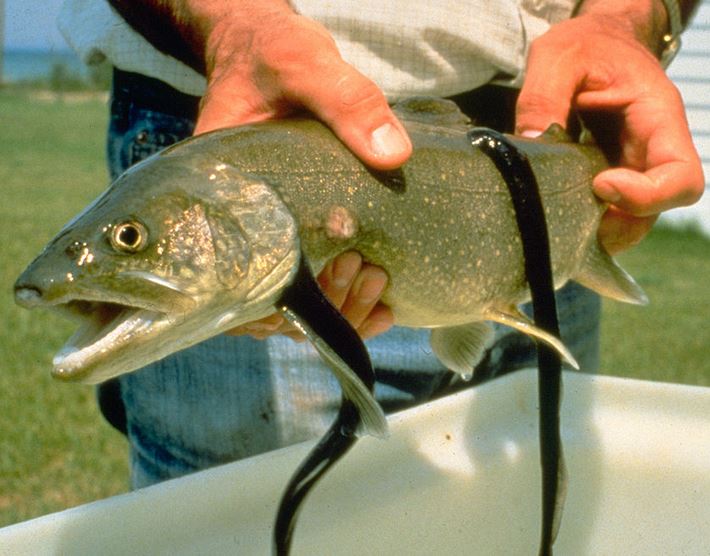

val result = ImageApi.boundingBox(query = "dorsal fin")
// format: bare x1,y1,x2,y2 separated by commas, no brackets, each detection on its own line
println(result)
393,96,471,127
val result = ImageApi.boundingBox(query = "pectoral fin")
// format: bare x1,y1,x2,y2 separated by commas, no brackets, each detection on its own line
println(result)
483,306,580,370
274,256,384,554
276,255,387,438
430,322,494,379
281,307,387,438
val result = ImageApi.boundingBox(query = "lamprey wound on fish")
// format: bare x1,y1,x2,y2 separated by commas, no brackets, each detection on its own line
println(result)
14,97,648,552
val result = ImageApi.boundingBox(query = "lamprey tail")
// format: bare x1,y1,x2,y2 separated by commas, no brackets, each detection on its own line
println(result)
273,256,379,554
470,128,567,556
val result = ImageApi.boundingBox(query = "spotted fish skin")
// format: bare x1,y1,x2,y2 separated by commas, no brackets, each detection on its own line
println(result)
14,98,646,404
194,98,641,328
240,117,604,327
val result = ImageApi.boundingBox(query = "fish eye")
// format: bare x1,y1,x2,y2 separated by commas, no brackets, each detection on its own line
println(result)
110,221,148,253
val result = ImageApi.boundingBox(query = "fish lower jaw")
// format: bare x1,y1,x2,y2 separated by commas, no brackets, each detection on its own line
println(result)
51,306,165,383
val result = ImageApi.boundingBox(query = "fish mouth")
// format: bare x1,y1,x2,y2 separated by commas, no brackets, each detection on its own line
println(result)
14,269,198,383
50,298,168,382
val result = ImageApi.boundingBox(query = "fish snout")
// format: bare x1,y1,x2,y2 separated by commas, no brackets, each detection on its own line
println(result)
14,263,56,308
14,282,45,308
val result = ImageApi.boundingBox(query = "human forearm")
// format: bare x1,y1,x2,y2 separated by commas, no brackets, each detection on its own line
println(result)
576,0,701,58
106,0,293,74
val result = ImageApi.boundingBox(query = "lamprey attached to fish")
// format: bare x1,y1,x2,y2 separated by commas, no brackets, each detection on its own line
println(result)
15,98,647,554
470,128,566,556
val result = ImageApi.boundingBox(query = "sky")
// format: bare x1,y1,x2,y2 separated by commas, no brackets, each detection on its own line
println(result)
3,0,68,51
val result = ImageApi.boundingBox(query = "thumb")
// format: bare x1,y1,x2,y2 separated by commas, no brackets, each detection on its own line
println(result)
515,44,580,136
195,53,412,170
193,76,273,135
294,61,413,170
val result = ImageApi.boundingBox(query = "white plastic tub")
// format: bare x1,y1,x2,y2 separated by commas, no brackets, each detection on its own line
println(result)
2,369,709,555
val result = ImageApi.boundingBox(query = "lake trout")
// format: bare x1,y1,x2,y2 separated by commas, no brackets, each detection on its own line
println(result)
14,97,646,436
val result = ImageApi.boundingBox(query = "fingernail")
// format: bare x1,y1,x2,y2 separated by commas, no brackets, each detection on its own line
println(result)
594,181,622,203
371,123,410,158
519,129,543,139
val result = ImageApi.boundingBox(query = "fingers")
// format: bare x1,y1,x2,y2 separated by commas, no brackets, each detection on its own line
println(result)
587,67,704,244
515,45,579,136
227,252,393,341
194,13,412,169
593,164,705,218
224,312,291,339
594,160,703,254
592,83,705,217
596,205,657,254
318,252,394,339
515,17,646,136
337,262,392,338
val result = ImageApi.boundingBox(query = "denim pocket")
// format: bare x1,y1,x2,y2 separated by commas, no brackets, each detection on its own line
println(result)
107,107,195,180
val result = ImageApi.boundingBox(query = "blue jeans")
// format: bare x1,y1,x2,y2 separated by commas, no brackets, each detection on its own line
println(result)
105,71,600,488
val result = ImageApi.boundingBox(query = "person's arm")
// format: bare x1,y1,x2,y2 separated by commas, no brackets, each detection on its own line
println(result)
516,0,704,254
106,0,411,168
106,0,402,340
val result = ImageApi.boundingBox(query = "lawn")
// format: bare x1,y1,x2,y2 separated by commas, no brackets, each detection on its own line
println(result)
600,225,710,386
0,88,708,528
0,88,128,526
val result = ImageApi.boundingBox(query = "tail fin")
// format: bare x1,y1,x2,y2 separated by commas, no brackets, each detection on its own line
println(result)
575,242,648,305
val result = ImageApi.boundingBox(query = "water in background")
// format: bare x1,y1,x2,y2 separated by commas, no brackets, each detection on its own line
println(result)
2,49,88,83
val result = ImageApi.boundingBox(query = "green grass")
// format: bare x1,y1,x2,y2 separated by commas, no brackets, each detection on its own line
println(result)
0,89,128,526
0,88,708,528
599,225,710,386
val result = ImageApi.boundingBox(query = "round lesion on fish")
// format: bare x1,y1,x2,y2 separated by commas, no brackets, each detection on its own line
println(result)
325,206,358,240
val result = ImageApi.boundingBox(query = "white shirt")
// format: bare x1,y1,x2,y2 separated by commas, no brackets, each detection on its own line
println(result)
58,0,577,98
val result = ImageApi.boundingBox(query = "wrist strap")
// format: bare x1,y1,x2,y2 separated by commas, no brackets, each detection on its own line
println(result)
660,0,683,67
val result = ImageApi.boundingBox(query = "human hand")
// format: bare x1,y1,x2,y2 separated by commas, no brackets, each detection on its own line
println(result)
184,2,406,340
226,251,394,341
193,2,411,169
515,10,704,254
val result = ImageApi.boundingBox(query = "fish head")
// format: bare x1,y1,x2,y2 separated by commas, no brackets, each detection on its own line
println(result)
14,151,299,383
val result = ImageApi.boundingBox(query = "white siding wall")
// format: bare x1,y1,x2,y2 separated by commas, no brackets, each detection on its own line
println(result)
663,0,710,234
